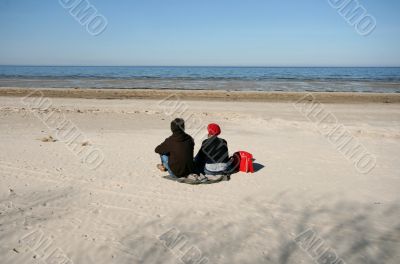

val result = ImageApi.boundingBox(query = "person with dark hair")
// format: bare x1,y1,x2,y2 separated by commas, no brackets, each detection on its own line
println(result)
194,123,233,176
155,118,195,178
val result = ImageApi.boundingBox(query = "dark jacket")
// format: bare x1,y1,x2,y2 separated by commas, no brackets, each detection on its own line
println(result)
196,136,229,164
155,131,195,177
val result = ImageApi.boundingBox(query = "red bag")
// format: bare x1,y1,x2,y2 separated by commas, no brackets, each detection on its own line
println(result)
233,151,254,173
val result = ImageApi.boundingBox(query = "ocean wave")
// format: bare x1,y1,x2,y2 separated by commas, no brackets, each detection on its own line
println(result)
1,75,400,82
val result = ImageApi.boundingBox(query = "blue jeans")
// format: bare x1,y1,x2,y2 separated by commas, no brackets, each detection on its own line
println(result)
194,154,235,176
160,155,176,178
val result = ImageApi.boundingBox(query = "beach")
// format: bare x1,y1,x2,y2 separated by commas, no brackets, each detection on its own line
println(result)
1,87,400,103
2,0,400,262
0,91,399,263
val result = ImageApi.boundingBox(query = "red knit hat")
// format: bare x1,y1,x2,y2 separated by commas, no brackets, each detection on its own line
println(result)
207,123,221,136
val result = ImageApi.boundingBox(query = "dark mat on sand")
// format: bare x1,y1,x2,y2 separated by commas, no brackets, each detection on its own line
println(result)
162,175,229,185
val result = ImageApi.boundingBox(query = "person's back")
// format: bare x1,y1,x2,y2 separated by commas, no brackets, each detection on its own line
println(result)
195,123,231,175
200,136,229,165
155,118,195,178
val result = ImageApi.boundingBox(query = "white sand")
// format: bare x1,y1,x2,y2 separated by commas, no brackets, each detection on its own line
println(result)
0,96,399,263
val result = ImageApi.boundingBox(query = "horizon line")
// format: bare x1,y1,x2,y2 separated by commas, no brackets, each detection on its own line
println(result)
1,65,400,68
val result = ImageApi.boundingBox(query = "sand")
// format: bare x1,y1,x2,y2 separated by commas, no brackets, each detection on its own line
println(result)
0,93,399,264
1,87,400,103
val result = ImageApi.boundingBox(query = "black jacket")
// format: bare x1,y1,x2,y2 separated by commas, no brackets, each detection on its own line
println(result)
155,131,195,177
196,136,229,164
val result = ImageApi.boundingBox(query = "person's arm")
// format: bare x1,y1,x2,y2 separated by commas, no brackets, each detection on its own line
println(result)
155,138,170,155
194,140,206,161
223,139,229,156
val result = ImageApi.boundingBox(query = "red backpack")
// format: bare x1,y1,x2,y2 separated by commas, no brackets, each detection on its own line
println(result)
232,151,254,173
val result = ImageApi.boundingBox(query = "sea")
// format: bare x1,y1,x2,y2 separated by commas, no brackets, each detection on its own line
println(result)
0,66,399,93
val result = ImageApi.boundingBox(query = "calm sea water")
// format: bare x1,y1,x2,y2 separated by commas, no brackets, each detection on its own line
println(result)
0,66,399,92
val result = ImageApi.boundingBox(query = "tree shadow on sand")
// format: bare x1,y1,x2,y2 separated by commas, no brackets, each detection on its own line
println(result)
115,193,400,264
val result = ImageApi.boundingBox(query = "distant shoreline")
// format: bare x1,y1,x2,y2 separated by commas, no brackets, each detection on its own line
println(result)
1,87,399,103
1,79,399,94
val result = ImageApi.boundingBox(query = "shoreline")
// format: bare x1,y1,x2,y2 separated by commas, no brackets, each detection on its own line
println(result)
1,87,400,103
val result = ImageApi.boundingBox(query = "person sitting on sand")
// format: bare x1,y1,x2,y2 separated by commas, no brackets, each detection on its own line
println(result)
194,123,232,176
155,118,195,178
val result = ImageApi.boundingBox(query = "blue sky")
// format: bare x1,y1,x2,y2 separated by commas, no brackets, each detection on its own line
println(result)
0,0,399,66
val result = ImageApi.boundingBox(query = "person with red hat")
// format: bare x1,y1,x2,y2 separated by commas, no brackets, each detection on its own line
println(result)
194,123,232,176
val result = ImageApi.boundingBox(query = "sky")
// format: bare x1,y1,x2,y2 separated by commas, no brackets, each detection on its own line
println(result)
0,0,399,67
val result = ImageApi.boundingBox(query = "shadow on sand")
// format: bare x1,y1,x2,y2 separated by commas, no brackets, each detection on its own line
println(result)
252,162,265,172
117,193,400,264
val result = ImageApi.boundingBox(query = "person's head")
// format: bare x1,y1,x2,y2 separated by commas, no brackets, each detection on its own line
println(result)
171,118,185,133
207,123,221,137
